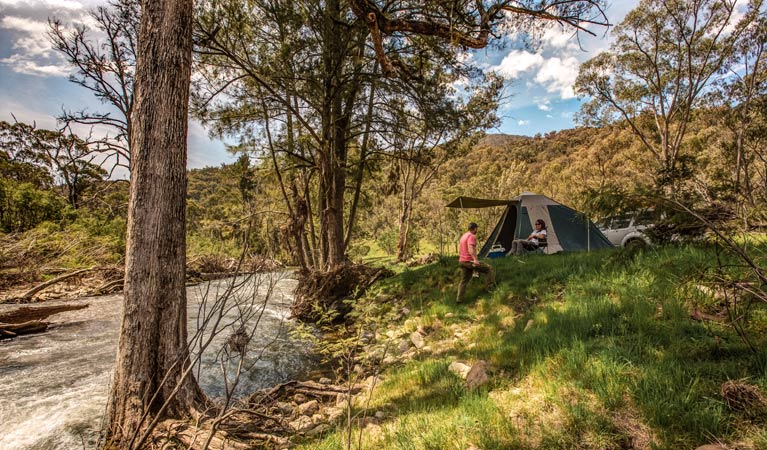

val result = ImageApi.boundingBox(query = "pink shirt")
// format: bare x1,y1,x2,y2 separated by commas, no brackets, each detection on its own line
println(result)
459,231,477,262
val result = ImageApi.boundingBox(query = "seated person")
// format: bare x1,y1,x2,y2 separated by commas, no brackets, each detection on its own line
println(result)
510,219,547,255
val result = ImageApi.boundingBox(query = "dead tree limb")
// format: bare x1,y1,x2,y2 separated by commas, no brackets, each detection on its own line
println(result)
17,267,97,300
0,320,49,337
0,303,89,323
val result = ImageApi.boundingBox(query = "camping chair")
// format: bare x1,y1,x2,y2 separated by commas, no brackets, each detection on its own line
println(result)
535,238,548,254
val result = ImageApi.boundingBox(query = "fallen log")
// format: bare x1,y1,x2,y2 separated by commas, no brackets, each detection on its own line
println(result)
0,303,89,324
0,320,48,337
17,267,96,301
691,307,727,323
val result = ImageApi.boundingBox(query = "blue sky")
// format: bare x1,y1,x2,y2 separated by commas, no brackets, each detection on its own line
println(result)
0,0,636,172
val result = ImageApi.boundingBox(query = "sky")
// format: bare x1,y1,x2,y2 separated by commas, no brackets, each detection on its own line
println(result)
0,1,637,173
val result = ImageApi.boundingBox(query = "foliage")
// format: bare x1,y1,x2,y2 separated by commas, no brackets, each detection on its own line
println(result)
576,0,755,194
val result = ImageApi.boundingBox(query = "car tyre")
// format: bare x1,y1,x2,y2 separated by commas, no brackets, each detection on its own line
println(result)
624,238,647,250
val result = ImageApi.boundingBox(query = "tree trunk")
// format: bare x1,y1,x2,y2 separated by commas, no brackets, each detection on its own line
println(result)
105,0,204,447
318,0,348,269
395,199,412,262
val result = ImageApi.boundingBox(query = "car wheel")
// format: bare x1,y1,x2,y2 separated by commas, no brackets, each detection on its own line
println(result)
624,238,647,250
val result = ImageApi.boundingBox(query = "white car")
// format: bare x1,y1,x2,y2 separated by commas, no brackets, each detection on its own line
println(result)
597,210,656,248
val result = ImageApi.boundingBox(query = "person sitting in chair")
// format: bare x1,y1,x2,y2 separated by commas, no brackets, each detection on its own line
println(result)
510,219,547,255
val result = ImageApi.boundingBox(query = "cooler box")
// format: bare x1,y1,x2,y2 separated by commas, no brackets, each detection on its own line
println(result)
487,244,506,259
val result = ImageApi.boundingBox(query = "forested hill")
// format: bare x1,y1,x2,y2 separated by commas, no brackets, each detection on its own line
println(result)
438,127,644,211
0,99,759,295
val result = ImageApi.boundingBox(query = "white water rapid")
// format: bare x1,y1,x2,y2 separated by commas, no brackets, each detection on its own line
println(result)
0,273,316,450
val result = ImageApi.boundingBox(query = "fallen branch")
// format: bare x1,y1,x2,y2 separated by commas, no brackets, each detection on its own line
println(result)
0,320,48,337
0,303,89,323
95,278,124,294
691,307,727,323
17,267,96,300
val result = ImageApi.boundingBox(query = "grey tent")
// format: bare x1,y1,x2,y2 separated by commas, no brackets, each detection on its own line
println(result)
447,192,613,256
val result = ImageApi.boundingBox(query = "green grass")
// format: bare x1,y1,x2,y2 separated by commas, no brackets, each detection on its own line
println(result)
297,245,767,450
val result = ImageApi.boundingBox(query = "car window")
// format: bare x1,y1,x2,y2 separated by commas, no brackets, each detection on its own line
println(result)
634,210,656,226
612,214,632,229
596,217,612,229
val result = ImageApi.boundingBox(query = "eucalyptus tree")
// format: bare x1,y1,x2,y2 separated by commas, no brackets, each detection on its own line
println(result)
49,0,139,174
195,0,608,268
104,0,200,448
378,78,503,261
575,0,755,195
709,4,767,208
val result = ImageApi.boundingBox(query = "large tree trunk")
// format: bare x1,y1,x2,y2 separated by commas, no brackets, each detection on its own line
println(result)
105,0,204,447
318,0,349,269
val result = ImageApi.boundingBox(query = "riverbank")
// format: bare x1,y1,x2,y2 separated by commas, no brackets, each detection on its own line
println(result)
0,255,284,304
292,246,767,450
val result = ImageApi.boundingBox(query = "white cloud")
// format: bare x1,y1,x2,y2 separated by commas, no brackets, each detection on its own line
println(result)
0,6,93,77
1,15,48,33
491,50,580,99
517,119,530,126
540,27,578,50
493,50,544,78
0,54,69,75
534,56,580,99
536,98,551,111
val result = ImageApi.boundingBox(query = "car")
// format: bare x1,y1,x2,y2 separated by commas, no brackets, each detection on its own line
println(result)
597,210,656,248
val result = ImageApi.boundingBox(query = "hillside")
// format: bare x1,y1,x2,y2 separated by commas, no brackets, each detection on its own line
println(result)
296,247,767,450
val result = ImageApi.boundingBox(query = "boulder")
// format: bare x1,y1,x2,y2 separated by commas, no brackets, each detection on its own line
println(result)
274,401,293,415
311,413,324,424
466,360,489,390
374,410,386,419
289,415,315,432
410,331,425,349
448,361,472,379
325,406,345,422
298,400,320,416
397,339,411,353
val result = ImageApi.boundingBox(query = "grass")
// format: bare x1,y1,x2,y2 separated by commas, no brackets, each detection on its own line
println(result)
297,245,767,450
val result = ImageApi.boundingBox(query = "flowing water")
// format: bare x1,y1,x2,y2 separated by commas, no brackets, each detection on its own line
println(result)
0,273,317,450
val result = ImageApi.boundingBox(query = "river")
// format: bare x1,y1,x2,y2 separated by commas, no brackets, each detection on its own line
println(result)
0,273,317,450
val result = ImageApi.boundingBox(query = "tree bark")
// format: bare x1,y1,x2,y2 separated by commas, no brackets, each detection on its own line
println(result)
104,0,204,447
318,0,350,268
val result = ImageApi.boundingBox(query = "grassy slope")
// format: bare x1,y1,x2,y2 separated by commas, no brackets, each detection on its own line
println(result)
299,246,767,450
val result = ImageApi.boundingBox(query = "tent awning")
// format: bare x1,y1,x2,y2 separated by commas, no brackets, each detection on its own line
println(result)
445,196,515,209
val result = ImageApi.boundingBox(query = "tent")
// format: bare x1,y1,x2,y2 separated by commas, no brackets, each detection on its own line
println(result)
447,193,613,256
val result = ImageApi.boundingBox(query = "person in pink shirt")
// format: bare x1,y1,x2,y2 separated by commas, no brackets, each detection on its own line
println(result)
457,222,495,303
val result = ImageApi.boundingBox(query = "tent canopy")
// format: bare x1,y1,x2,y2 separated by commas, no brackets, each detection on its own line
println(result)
445,196,515,209
447,193,613,255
